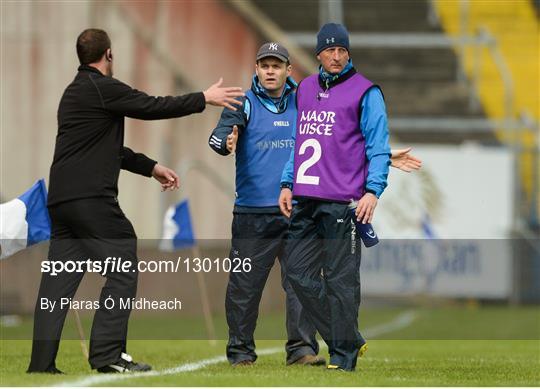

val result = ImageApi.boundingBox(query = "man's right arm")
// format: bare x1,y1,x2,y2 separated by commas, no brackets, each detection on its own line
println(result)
208,97,249,156
279,124,296,218
280,124,296,185
97,76,206,119
96,76,243,120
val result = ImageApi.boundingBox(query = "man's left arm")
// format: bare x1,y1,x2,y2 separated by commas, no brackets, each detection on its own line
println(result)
361,86,391,198
121,147,157,177
355,87,391,223
122,147,180,191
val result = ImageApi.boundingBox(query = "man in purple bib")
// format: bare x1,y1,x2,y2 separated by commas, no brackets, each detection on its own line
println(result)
279,23,391,371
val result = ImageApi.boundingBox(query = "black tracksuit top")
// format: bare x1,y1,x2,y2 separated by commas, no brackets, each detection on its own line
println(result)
48,65,206,206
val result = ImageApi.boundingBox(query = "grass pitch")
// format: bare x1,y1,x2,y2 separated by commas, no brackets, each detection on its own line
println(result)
1,306,539,386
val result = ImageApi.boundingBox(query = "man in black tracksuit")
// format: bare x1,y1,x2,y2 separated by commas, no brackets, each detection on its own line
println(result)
27,28,243,374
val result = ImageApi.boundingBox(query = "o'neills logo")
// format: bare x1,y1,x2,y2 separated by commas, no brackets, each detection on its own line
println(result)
273,120,290,127
298,110,335,136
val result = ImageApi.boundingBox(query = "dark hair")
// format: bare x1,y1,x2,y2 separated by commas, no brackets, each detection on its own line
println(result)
76,29,111,65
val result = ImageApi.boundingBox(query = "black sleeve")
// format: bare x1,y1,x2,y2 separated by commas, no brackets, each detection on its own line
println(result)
94,76,206,120
121,147,157,177
208,97,248,156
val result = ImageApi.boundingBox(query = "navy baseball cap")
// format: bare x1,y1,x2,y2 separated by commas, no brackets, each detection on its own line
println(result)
356,221,379,248
350,209,379,247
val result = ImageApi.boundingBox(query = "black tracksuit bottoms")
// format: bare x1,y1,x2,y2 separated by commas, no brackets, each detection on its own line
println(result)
225,213,318,364
284,199,365,371
27,197,138,372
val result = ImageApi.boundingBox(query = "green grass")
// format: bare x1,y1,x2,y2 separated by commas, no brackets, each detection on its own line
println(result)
1,307,539,386
3,306,539,340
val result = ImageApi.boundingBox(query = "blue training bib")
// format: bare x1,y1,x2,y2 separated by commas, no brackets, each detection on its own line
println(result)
235,90,297,207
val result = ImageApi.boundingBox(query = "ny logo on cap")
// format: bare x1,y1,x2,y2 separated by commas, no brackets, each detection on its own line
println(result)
326,37,335,44
269,43,278,50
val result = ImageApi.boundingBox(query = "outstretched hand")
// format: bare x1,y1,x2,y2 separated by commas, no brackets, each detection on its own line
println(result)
152,164,180,192
390,147,422,172
203,78,244,111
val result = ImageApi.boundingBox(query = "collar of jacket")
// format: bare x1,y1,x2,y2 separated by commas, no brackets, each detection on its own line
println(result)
77,64,104,76
318,60,356,90
250,75,297,113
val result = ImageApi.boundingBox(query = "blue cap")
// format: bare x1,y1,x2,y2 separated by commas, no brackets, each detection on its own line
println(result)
356,221,379,248
349,209,379,248
316,23,350,55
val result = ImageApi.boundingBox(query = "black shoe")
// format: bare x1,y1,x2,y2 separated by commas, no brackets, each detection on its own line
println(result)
27,366,65,374
97,353,151,373
232,360,254,367
287,355,326,366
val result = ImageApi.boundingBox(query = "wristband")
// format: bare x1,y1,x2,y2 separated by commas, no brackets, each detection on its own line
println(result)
366,188,377,196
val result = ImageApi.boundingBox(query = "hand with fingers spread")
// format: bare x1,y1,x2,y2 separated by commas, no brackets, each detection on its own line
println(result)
355,192,378,224
151,164,180,192
390,147,422,173
203,77,244,111
279,188,293,218
227,125,239,154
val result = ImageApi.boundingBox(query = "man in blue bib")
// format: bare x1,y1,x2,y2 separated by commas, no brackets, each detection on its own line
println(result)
209,43,323,367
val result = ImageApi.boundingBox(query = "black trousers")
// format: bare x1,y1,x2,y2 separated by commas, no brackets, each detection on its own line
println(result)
225,213,318,364
27,197,138,372
284,199,364,371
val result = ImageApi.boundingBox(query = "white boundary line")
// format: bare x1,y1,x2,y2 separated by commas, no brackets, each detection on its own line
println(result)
57,310,417,387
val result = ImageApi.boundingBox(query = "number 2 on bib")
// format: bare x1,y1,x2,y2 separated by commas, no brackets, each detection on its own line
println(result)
296,138,321,185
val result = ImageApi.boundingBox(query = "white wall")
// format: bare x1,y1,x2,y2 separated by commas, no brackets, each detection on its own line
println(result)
363,144,514,298
376,144,513,239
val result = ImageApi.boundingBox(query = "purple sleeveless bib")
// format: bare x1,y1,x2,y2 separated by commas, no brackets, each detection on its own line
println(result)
293,72,374,202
